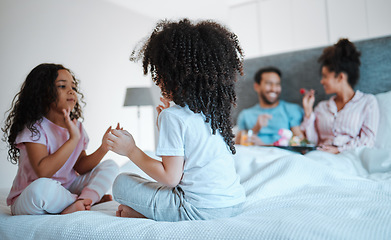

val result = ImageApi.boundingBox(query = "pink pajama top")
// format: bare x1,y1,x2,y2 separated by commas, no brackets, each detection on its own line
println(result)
300,90,379,152
7,117,89,205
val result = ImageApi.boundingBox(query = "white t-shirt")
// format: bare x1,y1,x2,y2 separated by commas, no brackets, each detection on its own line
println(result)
156,105,246,208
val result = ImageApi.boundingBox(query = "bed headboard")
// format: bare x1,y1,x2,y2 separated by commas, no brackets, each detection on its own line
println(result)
233,35,391,125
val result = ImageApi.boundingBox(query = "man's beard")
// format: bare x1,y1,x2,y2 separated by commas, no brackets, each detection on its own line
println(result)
260,92,279,105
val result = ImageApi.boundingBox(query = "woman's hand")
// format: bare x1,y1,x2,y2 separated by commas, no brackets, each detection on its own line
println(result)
317,145,340,154
156,97,170,129
62,108,80,141
302,89,315,118
107,129,136,157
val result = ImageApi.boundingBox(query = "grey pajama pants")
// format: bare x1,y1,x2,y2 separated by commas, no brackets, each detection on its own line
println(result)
112,173,243,221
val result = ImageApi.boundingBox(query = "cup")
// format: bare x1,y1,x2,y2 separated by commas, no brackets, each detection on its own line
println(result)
240,130,254,146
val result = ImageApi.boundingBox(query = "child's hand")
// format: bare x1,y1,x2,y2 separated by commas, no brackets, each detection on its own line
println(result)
101,126,112,152
107,129,136,157
156,97,170,128
156,97,170,115
102,123,124,152
115,123,123,130
62,108,80,141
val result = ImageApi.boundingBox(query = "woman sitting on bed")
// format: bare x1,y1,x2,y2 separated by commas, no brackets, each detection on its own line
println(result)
300,38,379,154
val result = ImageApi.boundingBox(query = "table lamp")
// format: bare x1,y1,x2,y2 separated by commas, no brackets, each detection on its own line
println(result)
123,87,155,143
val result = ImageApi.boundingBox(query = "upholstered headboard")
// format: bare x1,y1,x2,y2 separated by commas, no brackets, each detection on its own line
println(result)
233,35,391,125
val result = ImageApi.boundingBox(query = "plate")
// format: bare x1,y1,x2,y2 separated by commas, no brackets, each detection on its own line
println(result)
275,145,317,154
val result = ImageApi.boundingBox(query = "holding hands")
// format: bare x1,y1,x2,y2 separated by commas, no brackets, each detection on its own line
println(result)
106,95,172,157
101,123,123,152
100,126,113,152
106,97,172,157
106,123,136,157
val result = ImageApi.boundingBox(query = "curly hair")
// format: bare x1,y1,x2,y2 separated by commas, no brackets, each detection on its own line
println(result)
131,19,244,154
318,38,361,88
2,63,84,164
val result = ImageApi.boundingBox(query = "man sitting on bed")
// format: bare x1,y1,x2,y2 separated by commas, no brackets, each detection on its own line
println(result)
235,66,304,146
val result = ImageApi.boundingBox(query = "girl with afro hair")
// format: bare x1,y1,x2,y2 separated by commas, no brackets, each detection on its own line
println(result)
108,19,246,221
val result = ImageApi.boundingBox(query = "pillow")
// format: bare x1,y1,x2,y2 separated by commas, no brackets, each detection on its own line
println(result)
375,91,391,148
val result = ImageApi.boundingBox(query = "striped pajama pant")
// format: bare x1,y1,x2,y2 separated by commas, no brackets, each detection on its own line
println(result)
11,160,119,215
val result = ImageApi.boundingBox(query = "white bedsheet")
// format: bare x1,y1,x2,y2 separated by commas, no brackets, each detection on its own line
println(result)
1,146,391,240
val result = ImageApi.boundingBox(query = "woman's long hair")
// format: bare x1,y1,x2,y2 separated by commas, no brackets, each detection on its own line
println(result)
2,63,84,164
131,19,244,154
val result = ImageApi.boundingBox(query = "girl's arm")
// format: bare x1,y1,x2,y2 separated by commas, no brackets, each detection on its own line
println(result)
73,126,112,175
127,147,184,187
27,109,81,178
26,138,80,178
107,129,184,187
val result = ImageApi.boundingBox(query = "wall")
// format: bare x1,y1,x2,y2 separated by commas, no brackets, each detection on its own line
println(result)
228,0,391,58
0,0,156,189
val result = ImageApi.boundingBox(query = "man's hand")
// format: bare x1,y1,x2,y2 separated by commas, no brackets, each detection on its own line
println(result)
253,114,272,133
249,135,265,146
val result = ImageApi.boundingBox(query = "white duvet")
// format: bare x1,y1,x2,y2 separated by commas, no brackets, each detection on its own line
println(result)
1,145,391,240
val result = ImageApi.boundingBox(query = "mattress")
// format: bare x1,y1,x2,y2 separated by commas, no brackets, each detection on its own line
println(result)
1,146,391,240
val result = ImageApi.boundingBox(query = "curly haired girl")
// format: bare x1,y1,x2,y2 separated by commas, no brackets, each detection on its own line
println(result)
108,19,246,221
3,63,119,215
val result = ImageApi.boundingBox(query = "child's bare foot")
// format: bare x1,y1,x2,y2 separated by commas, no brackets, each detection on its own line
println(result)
116,204,145,218
94,194,113,205
61,199,92,214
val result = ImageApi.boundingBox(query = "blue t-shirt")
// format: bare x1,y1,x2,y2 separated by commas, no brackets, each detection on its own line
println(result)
237,100,304,144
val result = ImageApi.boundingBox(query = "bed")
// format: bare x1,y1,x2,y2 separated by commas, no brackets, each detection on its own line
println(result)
1,35,391,239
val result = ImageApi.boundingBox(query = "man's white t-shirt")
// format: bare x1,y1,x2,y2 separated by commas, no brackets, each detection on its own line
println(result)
156,105,246,208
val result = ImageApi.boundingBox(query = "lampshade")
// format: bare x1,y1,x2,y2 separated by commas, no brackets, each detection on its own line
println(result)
124,87,154,106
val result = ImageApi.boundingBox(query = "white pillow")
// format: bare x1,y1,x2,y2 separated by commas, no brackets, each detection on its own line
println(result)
375,91,391,148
